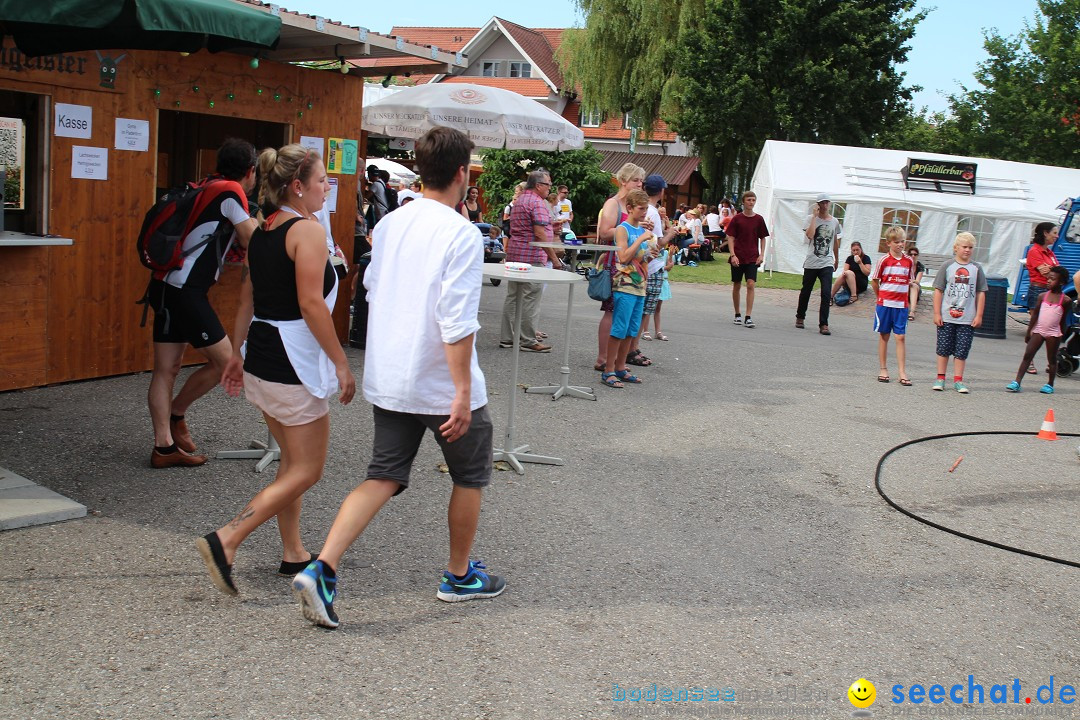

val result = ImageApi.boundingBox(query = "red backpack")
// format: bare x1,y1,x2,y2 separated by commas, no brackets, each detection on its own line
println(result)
136,177,244,326
137,176,243,275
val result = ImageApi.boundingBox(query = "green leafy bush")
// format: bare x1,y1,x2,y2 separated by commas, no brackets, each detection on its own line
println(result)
477,145,614,236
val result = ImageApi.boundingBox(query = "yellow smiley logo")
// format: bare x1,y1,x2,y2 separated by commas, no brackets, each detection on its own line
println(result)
848,678,876,709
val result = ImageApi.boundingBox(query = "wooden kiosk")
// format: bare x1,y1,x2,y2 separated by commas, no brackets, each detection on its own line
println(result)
0,3,465,392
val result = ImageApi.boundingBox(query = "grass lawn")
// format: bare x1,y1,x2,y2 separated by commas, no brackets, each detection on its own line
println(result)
667,253,806,291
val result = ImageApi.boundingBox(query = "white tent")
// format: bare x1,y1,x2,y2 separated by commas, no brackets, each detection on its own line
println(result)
752,140,1080,282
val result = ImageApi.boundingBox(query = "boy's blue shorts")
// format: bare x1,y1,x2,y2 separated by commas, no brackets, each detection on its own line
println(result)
611,292,646,339
873,305,908,335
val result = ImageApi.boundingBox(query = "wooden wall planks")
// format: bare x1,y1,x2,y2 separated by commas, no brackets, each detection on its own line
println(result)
0,47,362,391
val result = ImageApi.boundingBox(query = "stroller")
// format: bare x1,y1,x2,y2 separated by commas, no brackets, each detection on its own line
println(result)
1056,305,1079,377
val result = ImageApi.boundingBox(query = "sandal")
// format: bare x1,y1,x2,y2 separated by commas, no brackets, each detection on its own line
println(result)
1027,363,1037,374
601,372,624,388
640,332,653,341
535,331,548,340
594,361,606,372
626,350,652,366
899,377,912,386
615,370,642,384
877,373,890,383
656,332,669,341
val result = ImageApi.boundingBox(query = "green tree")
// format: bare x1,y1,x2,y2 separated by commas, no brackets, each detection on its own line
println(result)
947,0,1080,167
873,107,968,156
476,146,614,236
559,0,924,198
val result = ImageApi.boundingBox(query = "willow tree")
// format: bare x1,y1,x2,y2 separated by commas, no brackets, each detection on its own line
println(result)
560,0,923,198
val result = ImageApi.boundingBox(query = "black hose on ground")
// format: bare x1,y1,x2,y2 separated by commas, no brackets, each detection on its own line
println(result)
874,430,1080,569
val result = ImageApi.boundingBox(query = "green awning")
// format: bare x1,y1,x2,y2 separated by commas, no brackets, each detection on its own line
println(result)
0,0,280,57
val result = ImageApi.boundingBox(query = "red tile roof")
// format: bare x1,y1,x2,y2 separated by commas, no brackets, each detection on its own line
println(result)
388,27,475,52
597,151,702,187
442,76,552,97
496,18,563,89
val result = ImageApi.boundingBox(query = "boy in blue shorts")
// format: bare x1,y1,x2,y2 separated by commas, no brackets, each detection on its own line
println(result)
871,226,914,385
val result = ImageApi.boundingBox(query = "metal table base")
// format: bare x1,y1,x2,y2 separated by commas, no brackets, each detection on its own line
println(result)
525,281,595,401
216,429,280,473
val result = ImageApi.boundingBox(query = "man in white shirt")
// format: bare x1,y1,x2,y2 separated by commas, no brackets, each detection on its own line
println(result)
292,127,504,630
554,184,574,238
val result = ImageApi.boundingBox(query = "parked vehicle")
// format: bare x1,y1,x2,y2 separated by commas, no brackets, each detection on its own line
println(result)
1010,197,1080,313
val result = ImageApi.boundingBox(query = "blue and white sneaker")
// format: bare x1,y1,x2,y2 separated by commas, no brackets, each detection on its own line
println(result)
292,560,339,629
436,560,506,603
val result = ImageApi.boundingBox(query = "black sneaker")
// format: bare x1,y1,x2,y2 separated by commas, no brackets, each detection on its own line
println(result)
436,560,506,603
292,560,339,629
196,532,238,596
278,553,318,577
733,314,743,325
743,316,755,328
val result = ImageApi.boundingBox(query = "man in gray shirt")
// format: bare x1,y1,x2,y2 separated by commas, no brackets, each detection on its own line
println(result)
796,194,841,334
365,164,389,228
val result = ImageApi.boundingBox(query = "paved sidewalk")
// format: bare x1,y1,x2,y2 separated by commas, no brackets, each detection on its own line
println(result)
1,280,1077,720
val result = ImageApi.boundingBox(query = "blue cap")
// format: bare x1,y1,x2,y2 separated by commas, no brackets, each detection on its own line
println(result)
643,174,667,195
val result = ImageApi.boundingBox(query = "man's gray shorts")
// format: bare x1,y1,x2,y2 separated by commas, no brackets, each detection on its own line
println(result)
367,404,493,494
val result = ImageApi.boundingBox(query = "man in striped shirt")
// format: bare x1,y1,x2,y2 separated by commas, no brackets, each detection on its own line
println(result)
872,226,915,385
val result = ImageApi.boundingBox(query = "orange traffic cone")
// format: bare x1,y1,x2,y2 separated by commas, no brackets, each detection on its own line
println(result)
1037,409,1058,441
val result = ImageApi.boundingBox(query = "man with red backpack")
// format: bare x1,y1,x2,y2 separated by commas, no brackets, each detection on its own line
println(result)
146,138,258,468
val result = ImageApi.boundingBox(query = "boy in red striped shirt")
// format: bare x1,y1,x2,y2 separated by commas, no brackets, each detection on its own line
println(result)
871,227,915,385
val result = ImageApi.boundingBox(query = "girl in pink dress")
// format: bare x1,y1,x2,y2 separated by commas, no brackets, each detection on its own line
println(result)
1007,266,1073,394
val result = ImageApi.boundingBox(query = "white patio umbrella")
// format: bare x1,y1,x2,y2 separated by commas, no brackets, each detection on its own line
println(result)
362,83,585,152
364,156,417,187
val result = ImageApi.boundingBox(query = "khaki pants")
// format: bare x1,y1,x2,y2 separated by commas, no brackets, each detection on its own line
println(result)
499,265,545,346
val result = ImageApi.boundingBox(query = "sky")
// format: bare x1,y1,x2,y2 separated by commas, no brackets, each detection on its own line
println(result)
276,0,1040,114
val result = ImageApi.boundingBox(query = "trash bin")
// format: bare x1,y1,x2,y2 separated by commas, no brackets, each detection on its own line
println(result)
973,276,1008,339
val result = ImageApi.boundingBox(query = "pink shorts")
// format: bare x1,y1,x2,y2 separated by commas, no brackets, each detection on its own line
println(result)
243,372,329,426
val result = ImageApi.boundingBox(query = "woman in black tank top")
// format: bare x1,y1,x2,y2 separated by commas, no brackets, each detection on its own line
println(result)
461,185,483,223
196,144,357,598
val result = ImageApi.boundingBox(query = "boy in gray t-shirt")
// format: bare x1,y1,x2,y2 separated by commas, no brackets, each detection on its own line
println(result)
931,232,987,393
795,194,842,333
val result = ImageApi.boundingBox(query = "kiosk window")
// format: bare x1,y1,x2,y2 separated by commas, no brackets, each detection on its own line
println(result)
0,89,45,233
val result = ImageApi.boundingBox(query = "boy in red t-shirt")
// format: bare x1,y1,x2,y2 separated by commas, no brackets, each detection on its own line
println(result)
871,226,915,385
726,190,770,328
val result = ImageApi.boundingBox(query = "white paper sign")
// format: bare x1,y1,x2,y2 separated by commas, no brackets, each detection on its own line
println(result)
71,146,108,180
326,177,339,213
55,103,92,139
390,138,415,151
114,118,149,151
300,135,324,154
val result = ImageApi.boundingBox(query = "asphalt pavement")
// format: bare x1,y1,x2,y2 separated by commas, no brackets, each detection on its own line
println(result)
1,276,1078,720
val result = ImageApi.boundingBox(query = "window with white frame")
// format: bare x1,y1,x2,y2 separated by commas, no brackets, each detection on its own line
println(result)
880,207,921,253
482,61,500,77
580,108,602,128
623,113,638,130
509,61,531,78
957,215,995,265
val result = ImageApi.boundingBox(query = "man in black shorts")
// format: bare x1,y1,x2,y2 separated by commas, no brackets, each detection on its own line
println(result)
147,138,258,468
725,190,770,328
292,127,503,630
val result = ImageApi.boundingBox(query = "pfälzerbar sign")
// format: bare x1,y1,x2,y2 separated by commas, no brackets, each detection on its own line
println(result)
903,158,977,193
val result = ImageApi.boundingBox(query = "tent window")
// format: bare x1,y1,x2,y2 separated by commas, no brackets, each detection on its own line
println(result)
831,202,847,225
957,215,994,265
880,207,920,253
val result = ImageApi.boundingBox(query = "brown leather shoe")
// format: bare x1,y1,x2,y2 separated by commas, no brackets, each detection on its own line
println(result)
520,343,552,353
151,447,208,468
795,318,805,329
819,325,832,335
170,416,197,453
